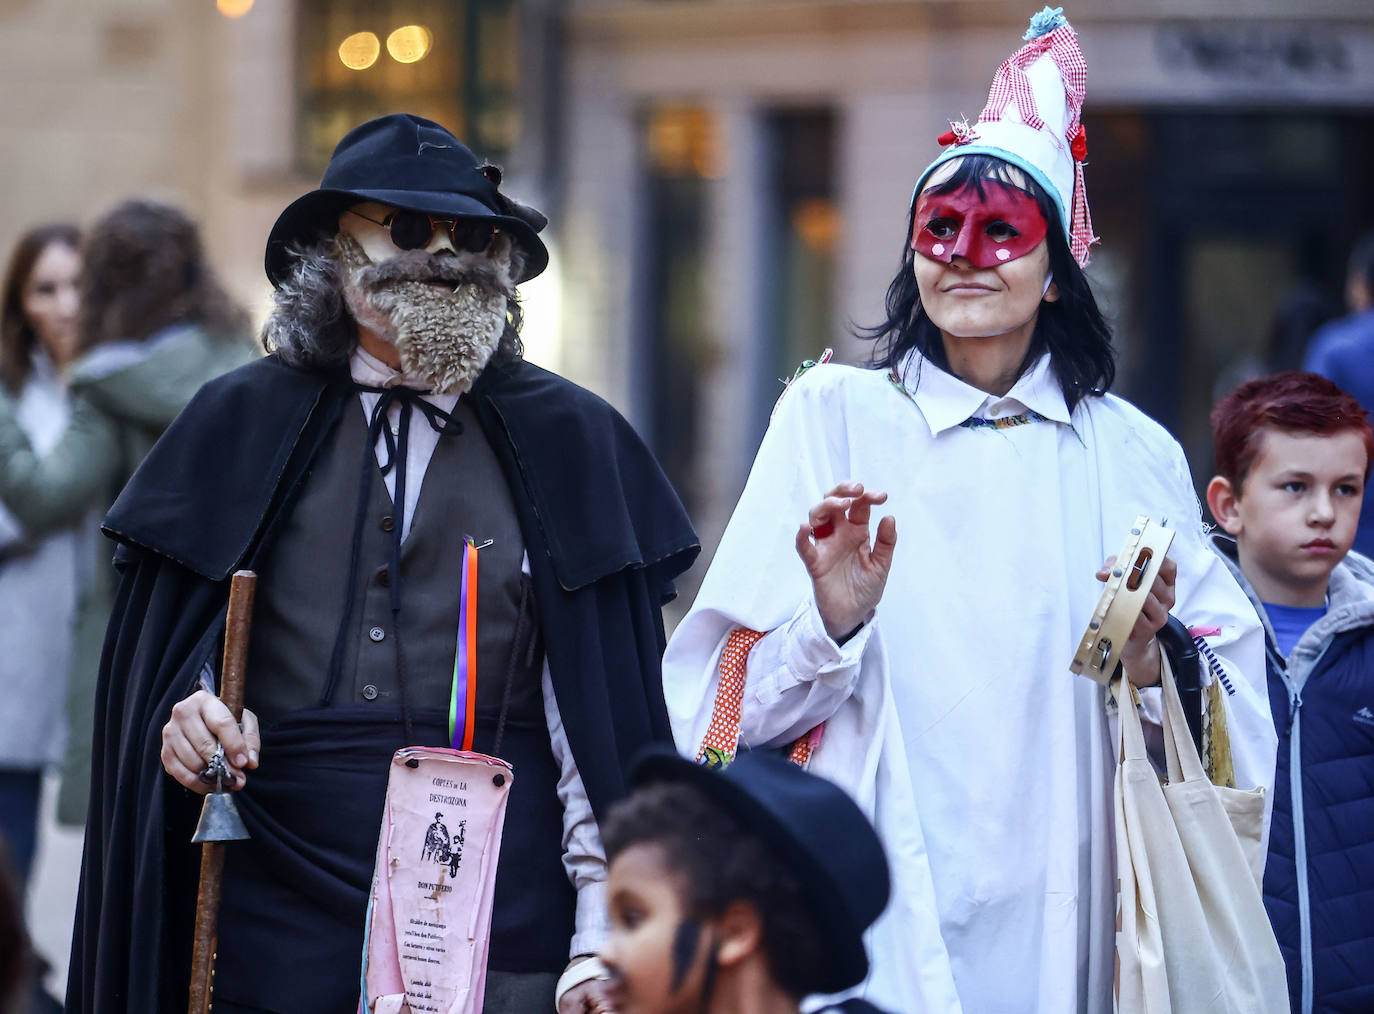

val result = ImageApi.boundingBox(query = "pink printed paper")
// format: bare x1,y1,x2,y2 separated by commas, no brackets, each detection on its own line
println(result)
361,748,513,1014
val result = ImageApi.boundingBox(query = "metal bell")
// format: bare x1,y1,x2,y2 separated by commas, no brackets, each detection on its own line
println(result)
191,749,250,843
192,788,251,843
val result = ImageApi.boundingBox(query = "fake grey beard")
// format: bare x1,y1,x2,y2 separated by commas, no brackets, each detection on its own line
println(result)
336,233,515,395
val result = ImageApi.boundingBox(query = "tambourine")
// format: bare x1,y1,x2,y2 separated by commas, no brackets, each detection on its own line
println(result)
1070,516,1175,685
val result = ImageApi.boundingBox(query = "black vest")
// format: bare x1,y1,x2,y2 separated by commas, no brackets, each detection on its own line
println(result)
246,395,543,724
216,398,575,1012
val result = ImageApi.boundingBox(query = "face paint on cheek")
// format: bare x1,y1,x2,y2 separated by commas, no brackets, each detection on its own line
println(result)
911,181,1048,269
670,920,701,992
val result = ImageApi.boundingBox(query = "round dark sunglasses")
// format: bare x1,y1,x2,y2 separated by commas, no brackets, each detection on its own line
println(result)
347,208,498,254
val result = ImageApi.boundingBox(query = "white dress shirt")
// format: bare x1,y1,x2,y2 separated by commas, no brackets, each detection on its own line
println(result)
663,352,1275,1013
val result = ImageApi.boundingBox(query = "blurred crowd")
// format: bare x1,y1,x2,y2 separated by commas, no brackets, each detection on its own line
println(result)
0,200,256,1011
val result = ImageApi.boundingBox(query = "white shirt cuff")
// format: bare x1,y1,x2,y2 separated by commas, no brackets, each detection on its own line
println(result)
785,597,874,683
569,878,610,957
541,653,612,960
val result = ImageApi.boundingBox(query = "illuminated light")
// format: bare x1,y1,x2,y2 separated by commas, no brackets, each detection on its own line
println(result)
518,235,563,374
792,198,841,254
217,0,254,16
386,25,433,64
647,107,721,179
338,32,381,71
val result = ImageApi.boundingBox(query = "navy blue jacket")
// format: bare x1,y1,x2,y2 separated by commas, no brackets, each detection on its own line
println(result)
1213,537,1374,1013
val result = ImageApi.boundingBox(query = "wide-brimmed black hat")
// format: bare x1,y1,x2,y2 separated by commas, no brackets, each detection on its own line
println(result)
264,113,549,287
631,748,890,995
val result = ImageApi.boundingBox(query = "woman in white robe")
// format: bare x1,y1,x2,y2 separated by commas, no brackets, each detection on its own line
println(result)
662,11,1276,1013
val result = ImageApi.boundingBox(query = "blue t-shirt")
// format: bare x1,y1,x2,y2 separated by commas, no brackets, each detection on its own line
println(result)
1264,601,1328,658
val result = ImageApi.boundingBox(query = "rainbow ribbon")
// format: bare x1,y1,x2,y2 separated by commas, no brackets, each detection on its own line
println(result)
448,537,479,751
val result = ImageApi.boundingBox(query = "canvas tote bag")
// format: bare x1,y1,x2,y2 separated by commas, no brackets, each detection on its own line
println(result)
1113,657,1287,1013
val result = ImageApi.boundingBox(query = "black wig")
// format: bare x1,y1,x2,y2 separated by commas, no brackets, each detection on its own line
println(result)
860,153,1114,411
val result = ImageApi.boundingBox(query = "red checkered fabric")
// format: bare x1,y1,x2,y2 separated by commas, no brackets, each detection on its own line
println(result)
1069,159,1097,266
979,25,1086,144
976,22,1097,265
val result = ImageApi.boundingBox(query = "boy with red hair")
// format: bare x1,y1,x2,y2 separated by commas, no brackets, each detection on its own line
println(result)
1206,371,1374,1013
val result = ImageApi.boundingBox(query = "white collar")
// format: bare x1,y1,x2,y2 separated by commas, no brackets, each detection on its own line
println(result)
893,349,1072,437
350,344,423,390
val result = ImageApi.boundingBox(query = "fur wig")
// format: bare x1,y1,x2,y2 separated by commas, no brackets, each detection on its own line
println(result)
262,234,525,380
337,232,519,394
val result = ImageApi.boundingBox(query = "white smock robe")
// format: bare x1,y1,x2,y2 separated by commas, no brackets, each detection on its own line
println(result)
662,351,1276,1014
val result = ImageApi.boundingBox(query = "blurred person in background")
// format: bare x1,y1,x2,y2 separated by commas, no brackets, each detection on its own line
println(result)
1,844,30,1014
0,223,81,895
0,199,255,831
1206,280,1338,463
0,224,84,1014
1266,281,1338,375
1304,231,1374,556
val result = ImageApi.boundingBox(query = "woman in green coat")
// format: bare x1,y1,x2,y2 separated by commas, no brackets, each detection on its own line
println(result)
0,199,256,825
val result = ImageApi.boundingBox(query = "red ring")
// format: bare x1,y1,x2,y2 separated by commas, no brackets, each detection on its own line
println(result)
811,521,835,540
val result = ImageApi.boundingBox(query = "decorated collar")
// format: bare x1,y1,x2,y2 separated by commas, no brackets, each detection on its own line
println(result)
889,350,1071,436
958,409,1049,431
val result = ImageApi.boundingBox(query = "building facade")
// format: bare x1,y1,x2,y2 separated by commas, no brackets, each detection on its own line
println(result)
560,0,1374,557
2,0,1373,578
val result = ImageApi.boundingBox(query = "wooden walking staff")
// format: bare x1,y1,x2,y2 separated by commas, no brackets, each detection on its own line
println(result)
188,570,257,1014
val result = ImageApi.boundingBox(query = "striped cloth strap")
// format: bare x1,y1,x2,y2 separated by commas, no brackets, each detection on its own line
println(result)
698,627,823,769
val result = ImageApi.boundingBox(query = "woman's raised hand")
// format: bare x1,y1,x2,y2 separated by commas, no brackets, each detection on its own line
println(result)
794,481,898,641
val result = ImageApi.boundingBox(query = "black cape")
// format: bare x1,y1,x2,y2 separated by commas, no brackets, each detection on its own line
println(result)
67,355,699,1013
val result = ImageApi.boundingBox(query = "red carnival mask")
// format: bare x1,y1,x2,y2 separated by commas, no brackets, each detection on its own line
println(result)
911,181,1048,269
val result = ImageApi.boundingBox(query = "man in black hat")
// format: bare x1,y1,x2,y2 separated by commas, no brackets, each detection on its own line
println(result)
67,114,699,1014
598,750,893,1014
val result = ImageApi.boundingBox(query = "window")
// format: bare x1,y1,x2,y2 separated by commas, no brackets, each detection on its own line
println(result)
764,109,838,380
296,0,520,173
638,105,717,521
1081,109,1374,489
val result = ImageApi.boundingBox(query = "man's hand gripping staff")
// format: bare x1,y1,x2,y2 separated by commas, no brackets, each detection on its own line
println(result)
162,676,262,793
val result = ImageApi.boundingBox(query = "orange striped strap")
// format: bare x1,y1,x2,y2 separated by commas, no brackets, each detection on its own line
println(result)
696,626,823,770
448,537,480,751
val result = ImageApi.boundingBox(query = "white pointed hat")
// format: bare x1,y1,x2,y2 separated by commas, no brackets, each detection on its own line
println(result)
914,6,1097,265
